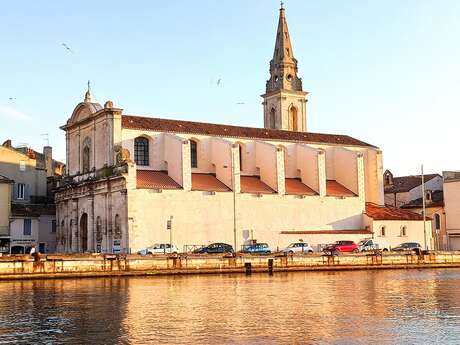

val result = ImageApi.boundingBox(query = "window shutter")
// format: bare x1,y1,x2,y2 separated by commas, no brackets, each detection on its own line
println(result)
24,184,30,200
13,183,18,200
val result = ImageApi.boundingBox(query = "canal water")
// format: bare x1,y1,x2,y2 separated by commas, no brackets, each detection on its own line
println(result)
0,269,460,345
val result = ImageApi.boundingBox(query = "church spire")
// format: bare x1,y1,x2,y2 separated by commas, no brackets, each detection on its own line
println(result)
262,4,308,132
266,4,302,93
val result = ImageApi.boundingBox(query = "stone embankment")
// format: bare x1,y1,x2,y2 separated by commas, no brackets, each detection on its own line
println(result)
0,251,460,280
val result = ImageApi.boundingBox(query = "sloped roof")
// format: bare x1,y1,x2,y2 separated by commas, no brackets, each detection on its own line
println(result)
240,176,275,194
285,178,317,195
136,170,181,189
365,202,428,221
401,190,444,209
0,174,13,184
384,174,440,194
326,180,356,197
280,229,372,235
122,115,376,148
192,173,230,192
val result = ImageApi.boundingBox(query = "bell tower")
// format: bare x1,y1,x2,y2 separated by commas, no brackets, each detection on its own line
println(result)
262,4,308,132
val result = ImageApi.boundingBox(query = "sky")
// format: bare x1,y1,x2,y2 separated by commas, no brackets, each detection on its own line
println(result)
0,0,459,176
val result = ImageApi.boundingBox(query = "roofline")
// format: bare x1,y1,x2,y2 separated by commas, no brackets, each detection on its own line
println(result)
122,115,379,149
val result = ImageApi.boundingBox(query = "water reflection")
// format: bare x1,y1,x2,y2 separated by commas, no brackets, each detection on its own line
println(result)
0,269,459,344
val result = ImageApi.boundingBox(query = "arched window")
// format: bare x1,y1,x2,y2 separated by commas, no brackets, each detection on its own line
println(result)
400,226,407,237
134,137,149,166
81,137,91,173
435,214,441,230
68,219,73,249
60,220,65,245
190,140,198,168
380,226,386,237
269,108,276,128
289,106,298,131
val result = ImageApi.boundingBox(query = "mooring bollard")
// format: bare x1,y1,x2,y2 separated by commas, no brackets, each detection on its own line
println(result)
245,262,252,275
268,258,274,275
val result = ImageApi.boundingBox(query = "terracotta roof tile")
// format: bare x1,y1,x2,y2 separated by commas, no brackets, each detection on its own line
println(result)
365,202,429,221
280,229,372,235
136,170,181,189
122,115,376,148
240,176,275,194
326,180,356,197
384,174,439,194
285,178,317,195
192,173,230,192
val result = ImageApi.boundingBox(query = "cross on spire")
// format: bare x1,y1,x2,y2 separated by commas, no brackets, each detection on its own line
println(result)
84,80,92,103
280,1,284,9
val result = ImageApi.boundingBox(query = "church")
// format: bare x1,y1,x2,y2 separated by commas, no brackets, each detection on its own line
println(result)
55,6,432,253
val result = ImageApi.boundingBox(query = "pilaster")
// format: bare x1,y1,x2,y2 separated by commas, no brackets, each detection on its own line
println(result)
318,150,327,197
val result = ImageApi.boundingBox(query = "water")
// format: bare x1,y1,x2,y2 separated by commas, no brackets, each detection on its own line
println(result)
0,269,460,345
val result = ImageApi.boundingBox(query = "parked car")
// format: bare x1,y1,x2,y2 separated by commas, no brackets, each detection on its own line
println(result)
138,243,179,255
358,238,390,252
193,243,234,254
241,243,271,254
282,242,314,254
323,241,359,254
392,242,422,252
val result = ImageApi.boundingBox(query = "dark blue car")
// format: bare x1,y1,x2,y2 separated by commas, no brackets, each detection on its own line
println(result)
241,243,271,254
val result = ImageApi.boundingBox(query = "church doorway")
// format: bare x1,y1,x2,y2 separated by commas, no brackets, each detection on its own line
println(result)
80,213,88,252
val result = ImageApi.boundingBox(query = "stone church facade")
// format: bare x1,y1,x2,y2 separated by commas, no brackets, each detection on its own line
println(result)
55,6,431,253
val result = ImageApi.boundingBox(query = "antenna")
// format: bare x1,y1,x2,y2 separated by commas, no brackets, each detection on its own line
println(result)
41,133,49,146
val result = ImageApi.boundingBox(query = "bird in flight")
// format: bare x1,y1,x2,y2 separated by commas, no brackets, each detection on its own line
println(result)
8,97,16,101
216,78,222,86
61,43,74,53
235,102,245,105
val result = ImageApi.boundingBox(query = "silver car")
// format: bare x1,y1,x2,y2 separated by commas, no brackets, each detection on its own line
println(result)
282,242,314,254
138,243,179,255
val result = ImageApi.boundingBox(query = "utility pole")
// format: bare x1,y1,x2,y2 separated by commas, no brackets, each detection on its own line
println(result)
421,164,427,250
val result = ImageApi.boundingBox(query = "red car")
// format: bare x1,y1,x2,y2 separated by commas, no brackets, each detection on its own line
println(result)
323,241,359,254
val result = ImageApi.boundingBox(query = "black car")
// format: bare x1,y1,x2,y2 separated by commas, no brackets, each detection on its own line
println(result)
193,243,234,254
392,242,422,252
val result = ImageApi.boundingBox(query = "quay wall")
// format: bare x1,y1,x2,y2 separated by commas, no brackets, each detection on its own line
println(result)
0,252,460,280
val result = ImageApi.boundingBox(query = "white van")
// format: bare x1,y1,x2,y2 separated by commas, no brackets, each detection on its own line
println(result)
358,238,391,252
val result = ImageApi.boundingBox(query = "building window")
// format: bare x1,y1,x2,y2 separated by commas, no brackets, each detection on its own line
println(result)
17,183,25,200
24,219,32,236
400,226,407,237
380,226,386,237
51,220,56,233
190,140,198,168
19,160,26,172
289,106,298,131
82,146,90,173
435,214,441,230
426,191,432,202
269,108,276,128
82,137,91,173
134,137,149,166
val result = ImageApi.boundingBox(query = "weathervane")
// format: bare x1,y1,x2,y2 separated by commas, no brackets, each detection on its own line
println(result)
280,1,284,9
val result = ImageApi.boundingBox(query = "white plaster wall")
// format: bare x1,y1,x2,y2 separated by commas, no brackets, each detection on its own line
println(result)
255,142,278,191
127,189,364,252
334,148,358,194
444,180,460,233
10,218,39,250
164,134,185,186
211,138,233,188
296,144,319,192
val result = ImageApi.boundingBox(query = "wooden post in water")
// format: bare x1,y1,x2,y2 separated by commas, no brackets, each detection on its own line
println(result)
245,262,252,275
268,259,274,275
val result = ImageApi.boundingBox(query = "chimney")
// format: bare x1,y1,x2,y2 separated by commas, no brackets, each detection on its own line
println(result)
43,146,53,177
